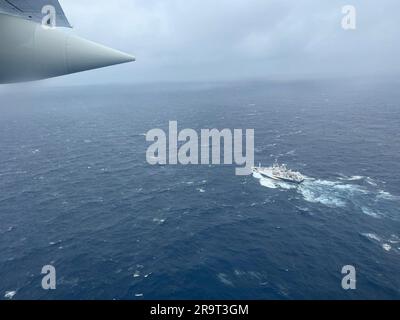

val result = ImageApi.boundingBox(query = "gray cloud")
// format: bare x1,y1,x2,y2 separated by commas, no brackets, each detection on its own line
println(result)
47,0,400,84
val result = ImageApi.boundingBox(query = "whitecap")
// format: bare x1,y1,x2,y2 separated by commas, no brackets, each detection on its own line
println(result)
285,150,296,156
234,270,245,276
361,207,382,219
382,244,392,252
133,271,141,278
388,235,400,244
365,177,378,187
346,176,364,181
153,218,166,225
361,233,381,242
4,291,16,300
217,273,234,287
377,190,399,201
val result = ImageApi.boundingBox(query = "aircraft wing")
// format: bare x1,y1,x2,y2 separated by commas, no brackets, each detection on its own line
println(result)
0,0,71,27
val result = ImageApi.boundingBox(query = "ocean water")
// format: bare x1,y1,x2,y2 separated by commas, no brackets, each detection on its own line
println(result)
0,80,399,300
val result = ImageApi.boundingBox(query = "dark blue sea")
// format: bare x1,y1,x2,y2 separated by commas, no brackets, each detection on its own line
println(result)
0,79,399,300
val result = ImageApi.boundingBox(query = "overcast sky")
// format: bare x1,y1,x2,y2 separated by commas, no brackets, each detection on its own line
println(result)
47,0,400,85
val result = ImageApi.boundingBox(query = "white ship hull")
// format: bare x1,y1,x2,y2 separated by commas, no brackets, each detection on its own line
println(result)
252,167,304,184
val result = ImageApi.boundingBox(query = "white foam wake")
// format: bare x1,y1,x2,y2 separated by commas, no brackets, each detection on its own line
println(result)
253,174,357,208
253,172,399,214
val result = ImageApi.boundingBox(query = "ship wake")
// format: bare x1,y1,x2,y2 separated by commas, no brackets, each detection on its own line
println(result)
253,173,400,219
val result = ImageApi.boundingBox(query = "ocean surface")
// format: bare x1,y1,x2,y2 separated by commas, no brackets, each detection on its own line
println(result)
0,80,399,300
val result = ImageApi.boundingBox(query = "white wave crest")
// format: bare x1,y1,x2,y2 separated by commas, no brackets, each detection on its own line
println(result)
4,291,16,300
361,207,382,219
361,233,381,242
377,190,399,201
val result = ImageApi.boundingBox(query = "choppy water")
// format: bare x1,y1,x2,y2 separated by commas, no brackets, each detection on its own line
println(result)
0,80,399,300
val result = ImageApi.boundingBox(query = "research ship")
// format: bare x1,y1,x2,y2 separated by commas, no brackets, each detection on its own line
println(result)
252,162,305,184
